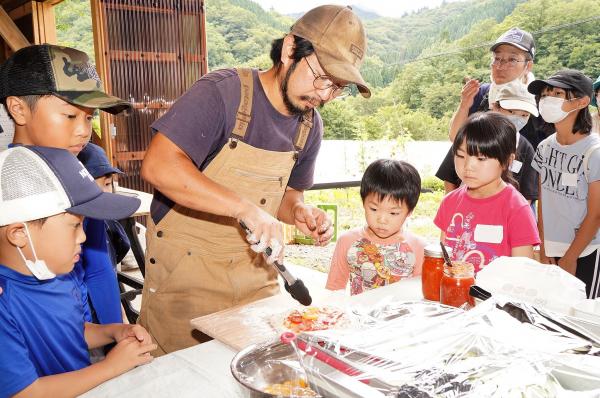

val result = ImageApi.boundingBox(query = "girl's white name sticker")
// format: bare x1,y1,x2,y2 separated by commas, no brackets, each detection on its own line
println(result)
474,224,504,244
510,160,523,174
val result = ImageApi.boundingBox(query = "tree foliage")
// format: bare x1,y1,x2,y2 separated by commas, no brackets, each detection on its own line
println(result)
55,0,600,143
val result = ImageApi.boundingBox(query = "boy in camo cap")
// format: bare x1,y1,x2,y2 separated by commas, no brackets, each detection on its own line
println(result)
0,44,131,325
0,44,130,154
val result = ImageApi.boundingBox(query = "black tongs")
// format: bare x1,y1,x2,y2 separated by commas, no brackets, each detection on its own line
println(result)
239,221,312,306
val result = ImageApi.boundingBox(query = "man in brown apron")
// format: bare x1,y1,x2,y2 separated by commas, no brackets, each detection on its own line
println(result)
138,5,371,355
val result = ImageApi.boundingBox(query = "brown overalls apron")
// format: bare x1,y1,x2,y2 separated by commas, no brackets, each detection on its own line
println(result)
138,68,313,355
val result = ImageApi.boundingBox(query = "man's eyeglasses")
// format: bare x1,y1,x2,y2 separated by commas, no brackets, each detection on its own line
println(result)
304,57,352,99
490,56,529,68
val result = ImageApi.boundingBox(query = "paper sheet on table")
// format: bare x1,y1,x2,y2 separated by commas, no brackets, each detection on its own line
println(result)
476,256,586,315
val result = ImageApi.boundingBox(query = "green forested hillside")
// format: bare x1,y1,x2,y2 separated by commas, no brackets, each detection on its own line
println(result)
362,0,526,87
333,0,600,141
55,0,600,142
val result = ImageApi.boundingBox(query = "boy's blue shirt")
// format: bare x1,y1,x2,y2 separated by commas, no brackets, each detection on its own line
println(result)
0,265,90,397
75,218,123,324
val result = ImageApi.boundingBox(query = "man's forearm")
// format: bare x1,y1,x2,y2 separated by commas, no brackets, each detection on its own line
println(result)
141,133,251,219
448,105,470,141
277,188,304,225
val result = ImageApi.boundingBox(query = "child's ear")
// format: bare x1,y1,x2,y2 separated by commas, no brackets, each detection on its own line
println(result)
5,96,30,126
577,95,591,109
4,223,28,248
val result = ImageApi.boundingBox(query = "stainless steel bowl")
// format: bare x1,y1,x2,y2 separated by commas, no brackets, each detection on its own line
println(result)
231,339,319,398
231,339,391,398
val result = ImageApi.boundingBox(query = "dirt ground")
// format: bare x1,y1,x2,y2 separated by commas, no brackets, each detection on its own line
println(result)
284,242,335,273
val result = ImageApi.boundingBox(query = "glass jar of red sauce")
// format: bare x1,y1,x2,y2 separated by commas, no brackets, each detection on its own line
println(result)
421,245,446,301
440,262,475,308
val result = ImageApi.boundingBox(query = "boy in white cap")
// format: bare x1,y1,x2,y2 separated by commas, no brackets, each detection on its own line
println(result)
0,146,156,397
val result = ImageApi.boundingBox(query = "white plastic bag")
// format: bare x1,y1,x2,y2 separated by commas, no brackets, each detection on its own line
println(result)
476,256,586,315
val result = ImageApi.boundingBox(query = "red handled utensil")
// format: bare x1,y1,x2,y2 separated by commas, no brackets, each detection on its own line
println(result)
281,332,371,383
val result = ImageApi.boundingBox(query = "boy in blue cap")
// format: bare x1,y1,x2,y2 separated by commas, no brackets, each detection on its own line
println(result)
0,146,156,397
78,143,132,269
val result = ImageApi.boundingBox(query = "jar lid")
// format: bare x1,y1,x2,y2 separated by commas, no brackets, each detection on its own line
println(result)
443,261,474,277
424,244,451,258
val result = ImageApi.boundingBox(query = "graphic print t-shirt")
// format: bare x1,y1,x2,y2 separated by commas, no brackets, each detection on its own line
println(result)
326,227,425,295
434,185,540,272
532,133,600,257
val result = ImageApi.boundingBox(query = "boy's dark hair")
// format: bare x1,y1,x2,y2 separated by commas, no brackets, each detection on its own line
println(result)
453,112,517,186
270,35,315,67
360,159,421,211
2,95,52,122
534,86,593,135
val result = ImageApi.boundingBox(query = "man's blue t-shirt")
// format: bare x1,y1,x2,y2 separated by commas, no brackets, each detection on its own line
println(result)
0,265,90,397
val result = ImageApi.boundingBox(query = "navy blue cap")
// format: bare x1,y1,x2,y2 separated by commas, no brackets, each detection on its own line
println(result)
26,146,139,220
77,143,122,179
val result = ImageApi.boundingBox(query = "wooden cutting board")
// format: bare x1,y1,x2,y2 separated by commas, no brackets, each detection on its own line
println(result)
190,271,422,351
190,286,336,351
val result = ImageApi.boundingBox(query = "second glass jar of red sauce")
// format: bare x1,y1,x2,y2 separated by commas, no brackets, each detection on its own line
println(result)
440,261,475,308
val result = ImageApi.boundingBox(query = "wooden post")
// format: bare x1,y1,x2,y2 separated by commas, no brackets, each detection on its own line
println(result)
90,0,114,163
31,0,57,44
0,5,29,51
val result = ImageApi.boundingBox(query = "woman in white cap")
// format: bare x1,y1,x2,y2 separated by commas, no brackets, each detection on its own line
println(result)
489,81,540,210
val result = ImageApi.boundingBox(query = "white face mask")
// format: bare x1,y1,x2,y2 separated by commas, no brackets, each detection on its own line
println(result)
506,115,529,133
538,96,575,123
488,71,531,106
15,222,56,280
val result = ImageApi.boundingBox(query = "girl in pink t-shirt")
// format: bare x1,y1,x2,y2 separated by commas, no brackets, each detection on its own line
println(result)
434,112,540,272
326,159,425,295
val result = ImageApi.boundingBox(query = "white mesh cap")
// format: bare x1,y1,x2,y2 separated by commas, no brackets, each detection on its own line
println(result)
0,146,71,226
0,146,140,226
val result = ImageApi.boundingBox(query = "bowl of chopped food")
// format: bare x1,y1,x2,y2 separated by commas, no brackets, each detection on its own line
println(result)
231,339,320,397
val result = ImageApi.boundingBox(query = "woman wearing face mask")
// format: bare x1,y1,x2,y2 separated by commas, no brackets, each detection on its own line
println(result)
437,28,546,193
529,69,600,298
491,82,539,207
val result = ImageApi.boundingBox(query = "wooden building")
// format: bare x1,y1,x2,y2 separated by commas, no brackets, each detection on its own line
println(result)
0,0,208,193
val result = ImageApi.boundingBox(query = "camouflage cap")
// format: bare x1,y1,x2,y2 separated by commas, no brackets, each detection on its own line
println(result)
0,44,130,114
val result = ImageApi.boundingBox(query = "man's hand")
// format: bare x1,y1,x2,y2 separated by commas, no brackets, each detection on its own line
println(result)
293,204,334,247
237,202,284,264
460,79,481,109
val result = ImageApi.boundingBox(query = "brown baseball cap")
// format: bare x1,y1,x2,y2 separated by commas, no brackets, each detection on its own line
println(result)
291,5,371,98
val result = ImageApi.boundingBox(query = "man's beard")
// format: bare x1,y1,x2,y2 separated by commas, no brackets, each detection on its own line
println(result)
280,61,323,115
